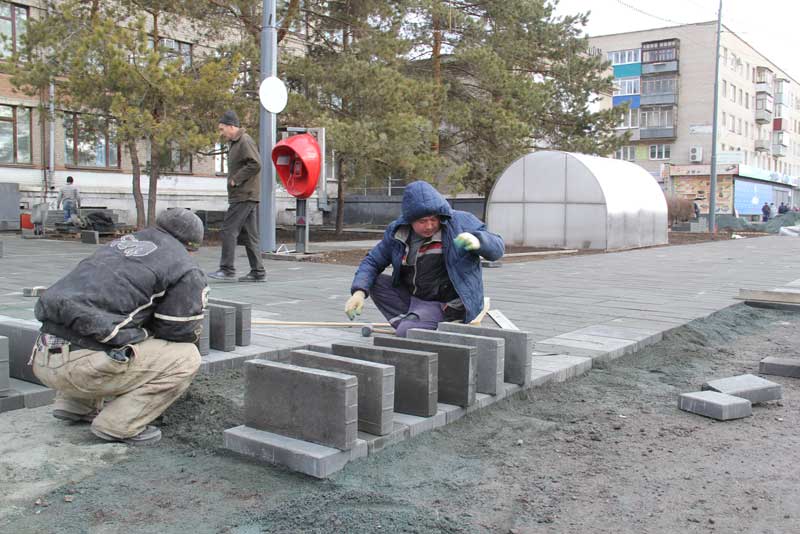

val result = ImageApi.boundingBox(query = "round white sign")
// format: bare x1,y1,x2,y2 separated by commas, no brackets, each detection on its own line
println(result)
259,76,288,114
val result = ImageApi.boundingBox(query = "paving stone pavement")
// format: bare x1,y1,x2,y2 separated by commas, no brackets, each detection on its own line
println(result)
1,234,799,345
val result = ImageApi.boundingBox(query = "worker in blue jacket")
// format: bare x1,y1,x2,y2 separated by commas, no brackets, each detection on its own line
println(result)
345,181,504,336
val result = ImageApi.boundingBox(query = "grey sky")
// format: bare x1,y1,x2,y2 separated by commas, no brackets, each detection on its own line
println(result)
554,0,799,81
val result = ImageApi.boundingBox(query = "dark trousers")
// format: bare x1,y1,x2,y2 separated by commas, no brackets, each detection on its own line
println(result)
220,201,265,275
370,274,448,337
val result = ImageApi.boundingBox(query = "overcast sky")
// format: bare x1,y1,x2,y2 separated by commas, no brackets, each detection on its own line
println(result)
554,0,800,81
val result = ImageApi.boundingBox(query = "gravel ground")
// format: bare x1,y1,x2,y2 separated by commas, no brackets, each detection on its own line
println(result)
2,304,799,534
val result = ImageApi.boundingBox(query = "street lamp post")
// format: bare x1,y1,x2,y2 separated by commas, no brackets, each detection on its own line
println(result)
258,0,277,252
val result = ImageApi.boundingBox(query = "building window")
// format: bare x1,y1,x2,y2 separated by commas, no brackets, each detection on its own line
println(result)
641,77,677,95
745,92,749,109
730,84,736,102
649,144,671,160
0,2,27,58
607,48,640,65
0,104,31,164
148,37,192,68
214,143,228,175
756,93,773,112
745,122,749,137
737,118,742,135
617,107,639,129
613,77,640,96
63,113,120,168
738,88,743,106
722,80,727,97
640,107,674,128
728,114,735,133
614,145,635,161
146,142,192,173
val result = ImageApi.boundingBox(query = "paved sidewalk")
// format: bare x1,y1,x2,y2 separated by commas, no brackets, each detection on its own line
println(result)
0,234,797,341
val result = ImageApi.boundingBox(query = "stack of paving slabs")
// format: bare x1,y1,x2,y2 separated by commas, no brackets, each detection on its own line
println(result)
678,374,783,421
225,324,546,478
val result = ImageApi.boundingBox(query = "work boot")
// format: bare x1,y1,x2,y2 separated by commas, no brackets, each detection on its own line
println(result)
207,269,237,281
91,425,162,446
53,409,97,423
238,271,266,283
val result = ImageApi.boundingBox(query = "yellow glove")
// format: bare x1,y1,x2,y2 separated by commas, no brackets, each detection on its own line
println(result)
345,290,366,320
454,232,480,251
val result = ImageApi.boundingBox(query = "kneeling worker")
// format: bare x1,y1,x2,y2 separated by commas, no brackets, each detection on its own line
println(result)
32,208,208,445
345,181,504,336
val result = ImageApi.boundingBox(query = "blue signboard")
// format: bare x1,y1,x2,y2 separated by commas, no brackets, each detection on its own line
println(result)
734,179,773,216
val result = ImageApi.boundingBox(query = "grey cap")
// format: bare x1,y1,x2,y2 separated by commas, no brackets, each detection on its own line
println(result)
156,208,204,251
219,110,240,127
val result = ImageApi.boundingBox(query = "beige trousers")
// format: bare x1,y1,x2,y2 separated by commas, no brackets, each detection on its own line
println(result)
32,338,201,439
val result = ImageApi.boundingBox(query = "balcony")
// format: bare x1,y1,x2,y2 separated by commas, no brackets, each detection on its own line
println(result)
642,61,679,75
773,118,790,132
755,138,770,152
775,92,787,106
640,126,677,139
616,128,640,141
755,82,773,95
772,144,787,157
755,109,773,124
640,91,677,106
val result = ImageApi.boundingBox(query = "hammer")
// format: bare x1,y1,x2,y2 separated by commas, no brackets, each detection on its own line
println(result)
361,325,395,337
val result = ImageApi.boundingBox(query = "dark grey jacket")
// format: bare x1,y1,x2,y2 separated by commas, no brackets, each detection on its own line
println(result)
35,228,208,350
227,130,262,203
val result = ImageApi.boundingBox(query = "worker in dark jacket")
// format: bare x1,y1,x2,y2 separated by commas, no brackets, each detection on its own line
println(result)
208,110,266,282
345,181,504,337
32,208,207,445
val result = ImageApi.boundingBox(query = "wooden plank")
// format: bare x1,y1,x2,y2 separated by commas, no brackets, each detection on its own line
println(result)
737,288,800,305
486,309,520,330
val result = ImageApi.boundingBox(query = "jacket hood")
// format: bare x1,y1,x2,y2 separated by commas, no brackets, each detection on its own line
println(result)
399,181,452,223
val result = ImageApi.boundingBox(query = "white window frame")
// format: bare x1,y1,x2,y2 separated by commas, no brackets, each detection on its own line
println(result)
614,145,636,161
616,107,639,129
607,48,641,65
649,144,671,160
640,107,674,129
613,76,640,96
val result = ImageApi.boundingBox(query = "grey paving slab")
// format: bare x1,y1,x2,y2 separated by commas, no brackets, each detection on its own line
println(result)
702,374,783,404
330,342,438,418
678,391,752,421
208,303,236,352
436,323,532,386
531,355,593,382
8,377,55,408
195,310,210,356
0,316,42,384
0,335,8,395
393,410,447,438
358,422,410,454
372,336,476,408
288,349,395,436
224,425,368,479
244,360,358,450
407,329,504,396
0,390,24,413
759,357,800,378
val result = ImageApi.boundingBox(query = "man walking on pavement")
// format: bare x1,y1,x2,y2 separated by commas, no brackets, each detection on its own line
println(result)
32,208,207,445
57,176,81,222
208,110,266,282
344,180,504,337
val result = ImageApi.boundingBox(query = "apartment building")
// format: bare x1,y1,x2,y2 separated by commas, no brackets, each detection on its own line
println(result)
590,22,800,217
0,1,319,227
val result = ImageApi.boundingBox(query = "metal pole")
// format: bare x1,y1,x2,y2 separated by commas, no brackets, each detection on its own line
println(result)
708,0,723,235
258,0,277,252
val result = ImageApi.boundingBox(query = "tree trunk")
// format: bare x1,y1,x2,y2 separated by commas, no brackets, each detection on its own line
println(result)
147,140,160,226
128,141,146,229
335,157,345,235
431,10,442,154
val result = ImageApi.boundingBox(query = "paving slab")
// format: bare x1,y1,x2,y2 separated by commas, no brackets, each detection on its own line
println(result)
80,231,99,244
358,422,410,454
537,334,636,362
330,342,438,418
678,391,752,421
244,359,358,450
0,391,24,413
208,304,236,352
0,317,43,384
436,323,532,386
565,324,663,346
530,368,557,387
531,355,592,382
195,310,210,356
393,410,447,438
288,349,395,436
198,344,292,374
372,336,476,408
0,335,9,396
8,377,55,408
702,374,783,404
759,357,800,378
406,329,504,396
437,402,466,424
224,425,368,479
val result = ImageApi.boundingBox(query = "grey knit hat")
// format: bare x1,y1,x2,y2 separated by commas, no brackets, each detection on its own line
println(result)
156,208,204,251
219,110,240,127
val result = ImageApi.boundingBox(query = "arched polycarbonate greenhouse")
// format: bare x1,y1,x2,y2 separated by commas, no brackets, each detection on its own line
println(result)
487,151,668,251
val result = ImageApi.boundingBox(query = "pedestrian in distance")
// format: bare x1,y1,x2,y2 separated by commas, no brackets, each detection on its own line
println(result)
207,110,266,283
344,181,504,337
32,208,207,445
762,202,770,222
57,176,81,222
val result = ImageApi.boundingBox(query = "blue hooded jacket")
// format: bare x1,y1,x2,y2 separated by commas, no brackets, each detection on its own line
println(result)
351,181,504,323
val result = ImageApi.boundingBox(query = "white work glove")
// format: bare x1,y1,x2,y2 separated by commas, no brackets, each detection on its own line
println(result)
454,232,480,251
345,290,366,320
